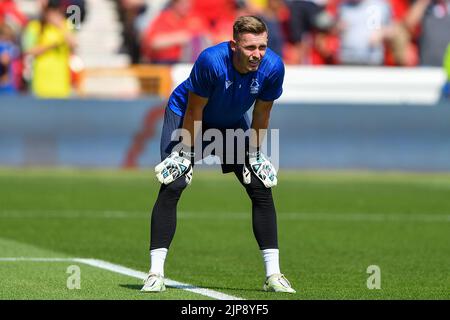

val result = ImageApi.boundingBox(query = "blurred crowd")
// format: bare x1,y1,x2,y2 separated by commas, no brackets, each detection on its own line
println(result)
1,0,449,98
118,0,450,69
0,0,84,97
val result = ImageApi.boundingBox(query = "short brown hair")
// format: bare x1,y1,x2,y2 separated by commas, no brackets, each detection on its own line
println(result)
233,16,268,40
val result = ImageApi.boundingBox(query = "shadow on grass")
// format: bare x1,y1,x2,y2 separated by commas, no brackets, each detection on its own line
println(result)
120,284,144,291
119,284,262,294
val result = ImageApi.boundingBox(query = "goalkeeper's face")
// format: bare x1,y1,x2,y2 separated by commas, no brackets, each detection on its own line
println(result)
231,32,268,74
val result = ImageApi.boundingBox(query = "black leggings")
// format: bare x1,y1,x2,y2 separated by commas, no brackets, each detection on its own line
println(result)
150,166,278,251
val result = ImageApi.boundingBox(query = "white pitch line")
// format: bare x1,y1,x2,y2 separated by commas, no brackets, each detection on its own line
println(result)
0,257,242,300
1,209,450,222
74,258,242,300
0,257,74,262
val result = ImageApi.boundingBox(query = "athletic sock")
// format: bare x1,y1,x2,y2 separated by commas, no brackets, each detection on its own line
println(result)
150,248,168,276
261,248,281,277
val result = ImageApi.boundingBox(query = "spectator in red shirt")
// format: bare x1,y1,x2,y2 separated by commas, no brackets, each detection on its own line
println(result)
384,0,419,66
0,0,27,28
191,0,236,28
141,0,211,64
208,1,249,45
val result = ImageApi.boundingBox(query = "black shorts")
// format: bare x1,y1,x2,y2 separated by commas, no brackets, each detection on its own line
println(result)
159,107,250,173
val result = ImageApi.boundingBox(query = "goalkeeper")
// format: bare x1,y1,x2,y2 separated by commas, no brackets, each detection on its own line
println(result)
142,16,295,294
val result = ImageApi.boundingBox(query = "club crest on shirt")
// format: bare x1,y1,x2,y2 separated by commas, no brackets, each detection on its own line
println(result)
250,78,260,94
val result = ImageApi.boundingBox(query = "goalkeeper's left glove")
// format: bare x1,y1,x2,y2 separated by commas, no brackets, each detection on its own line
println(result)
155,149,194,185
243,150,277,188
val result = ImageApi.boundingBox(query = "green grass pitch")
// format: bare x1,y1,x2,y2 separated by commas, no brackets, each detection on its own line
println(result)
0,168,449,300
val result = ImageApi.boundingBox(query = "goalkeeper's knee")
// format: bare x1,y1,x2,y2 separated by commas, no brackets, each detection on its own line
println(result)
161,176,188,195
244,174,273,202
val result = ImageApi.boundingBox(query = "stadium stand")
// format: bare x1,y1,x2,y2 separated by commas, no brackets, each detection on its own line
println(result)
1,0,449,97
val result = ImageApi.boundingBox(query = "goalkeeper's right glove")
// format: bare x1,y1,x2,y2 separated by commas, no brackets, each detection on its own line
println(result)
155,150,194,185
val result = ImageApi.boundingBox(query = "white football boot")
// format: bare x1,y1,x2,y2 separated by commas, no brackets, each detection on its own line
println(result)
263,274,296,293
141,273,166,292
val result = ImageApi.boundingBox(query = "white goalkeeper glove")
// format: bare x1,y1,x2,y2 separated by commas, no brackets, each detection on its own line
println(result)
155,151,193,185
243,150,278,188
